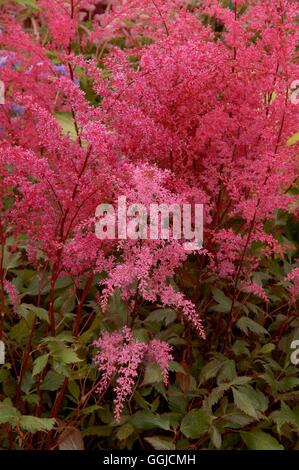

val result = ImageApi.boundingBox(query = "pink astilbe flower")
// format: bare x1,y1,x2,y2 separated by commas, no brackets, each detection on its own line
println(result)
93,327,173,421
243,281,269,303
3,280,20,313
113,334,147,422
146,339,173,386
286,267,299,302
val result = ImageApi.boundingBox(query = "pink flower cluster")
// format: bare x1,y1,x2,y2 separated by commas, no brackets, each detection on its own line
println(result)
286,267,299,302
93,327,173,421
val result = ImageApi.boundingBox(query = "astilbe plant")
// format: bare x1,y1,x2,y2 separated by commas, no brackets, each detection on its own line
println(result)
0,0,298,448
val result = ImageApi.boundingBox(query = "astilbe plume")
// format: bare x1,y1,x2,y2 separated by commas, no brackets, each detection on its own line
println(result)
93,327,173,421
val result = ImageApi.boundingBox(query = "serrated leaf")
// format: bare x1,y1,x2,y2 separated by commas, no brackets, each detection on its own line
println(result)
145,436,175,450
20,416,55,433
116,423,135,441
142,363,163,386
232,388,259,419
17,304,50,324
241,430,284,450
231,377,252,386
68,380,80,402
207,383,231,408
0,399,20,425
21,370,34,395
199,359,223,385
180,409,213,439
271,402,299,433
211,288,232,313
53,348,82,364
232,340,250,356
131,411,171,431
41,371,65,391
277,376,299,392
169,361,187,374
22,394,39,406
223,412,255,429
32,354,49,377
218,359,236,383
210,426,222,449
237,317,268,336
145,308,177,325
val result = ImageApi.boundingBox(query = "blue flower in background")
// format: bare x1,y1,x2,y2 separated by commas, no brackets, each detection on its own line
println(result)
54,64,67,75
0,55,8,68
0,51,22,70
10,103,25,117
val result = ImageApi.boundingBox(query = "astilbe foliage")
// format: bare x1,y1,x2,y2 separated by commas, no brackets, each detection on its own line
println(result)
0,0,298,430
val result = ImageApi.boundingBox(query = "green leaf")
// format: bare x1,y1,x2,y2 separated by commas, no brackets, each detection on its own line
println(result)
271,402,299,433
211,288,232,313
218,359,237,382
145,436,175,450
32,354,49,377
17,304,50,324
81,405,103,416
145,308,177,325
169,361,187,374
210,426,222,449
288,132,299,146
22,394,39,406
21,370,34,395
241,430,284,450
232,340,250,356
142,363,163,386
116,423,135,441
0,399,20,425
20,416,55,433
207,384,231,408
131,411,171,431
237,317,268,336
232,388,259,419
8,0,38,9
41,371,65,391
82,426,113,437
180,409,213,439
223,413,255,429
53,348,82,364
277,376,299,392
55,112,77,141
199,359,223,385
259,343,276,355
